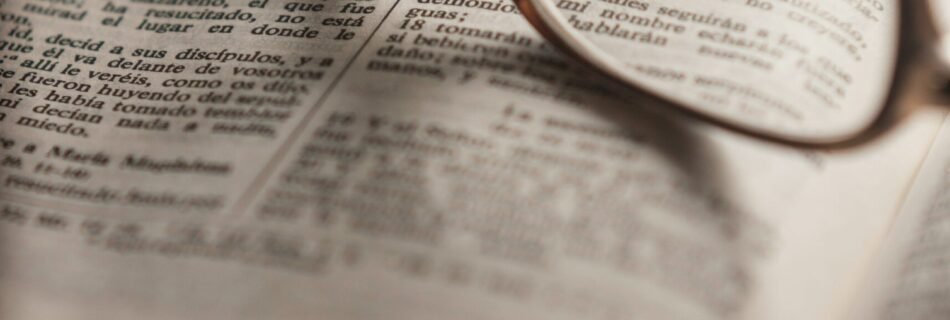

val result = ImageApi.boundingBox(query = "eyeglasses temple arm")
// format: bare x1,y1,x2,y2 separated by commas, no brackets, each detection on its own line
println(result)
913,1,950,98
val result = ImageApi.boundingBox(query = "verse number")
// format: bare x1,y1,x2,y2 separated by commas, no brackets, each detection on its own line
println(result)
399,19,426,30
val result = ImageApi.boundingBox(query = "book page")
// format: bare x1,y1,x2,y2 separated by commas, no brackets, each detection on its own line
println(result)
844,5,950,319
0,0,941,319
846,113,950,320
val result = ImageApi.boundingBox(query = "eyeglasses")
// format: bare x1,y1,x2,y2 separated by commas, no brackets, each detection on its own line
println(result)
515,0,949,146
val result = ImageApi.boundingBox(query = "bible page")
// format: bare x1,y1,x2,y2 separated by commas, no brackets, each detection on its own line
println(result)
846,113,950,320
0,1,942,320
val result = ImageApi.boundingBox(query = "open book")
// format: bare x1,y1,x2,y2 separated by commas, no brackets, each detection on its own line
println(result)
0,0,947,319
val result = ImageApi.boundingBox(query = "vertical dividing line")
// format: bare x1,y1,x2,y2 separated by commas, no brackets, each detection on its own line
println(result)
230,0,403,216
